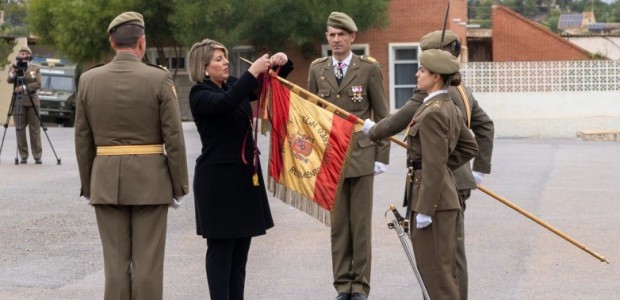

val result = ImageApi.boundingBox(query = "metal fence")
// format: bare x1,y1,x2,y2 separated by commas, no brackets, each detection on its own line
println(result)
461,60,620,93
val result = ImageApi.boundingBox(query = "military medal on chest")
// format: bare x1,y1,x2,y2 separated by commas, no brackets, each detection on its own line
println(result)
351,85,363,102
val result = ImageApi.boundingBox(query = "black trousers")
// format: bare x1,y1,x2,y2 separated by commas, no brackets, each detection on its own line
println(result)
206,237,252,300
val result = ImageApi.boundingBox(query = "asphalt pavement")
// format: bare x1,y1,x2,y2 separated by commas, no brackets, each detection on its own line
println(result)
0,124,618,300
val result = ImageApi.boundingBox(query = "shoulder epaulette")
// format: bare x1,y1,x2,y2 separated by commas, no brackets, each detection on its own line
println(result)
87,63,106,71
311,57,329,65
146,62,169,72
360,55,378,64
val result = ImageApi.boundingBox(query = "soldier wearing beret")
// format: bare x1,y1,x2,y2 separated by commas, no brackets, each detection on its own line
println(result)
364,49,479,300
74,11,189,300
308,11,390,300
365,30,494,300
7,45,42,164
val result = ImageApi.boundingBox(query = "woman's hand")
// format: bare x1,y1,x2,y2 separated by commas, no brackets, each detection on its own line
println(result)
269,52,288,66
248,54,271,78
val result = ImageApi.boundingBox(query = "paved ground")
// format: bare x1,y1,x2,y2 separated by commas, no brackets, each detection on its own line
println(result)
0,124,619,300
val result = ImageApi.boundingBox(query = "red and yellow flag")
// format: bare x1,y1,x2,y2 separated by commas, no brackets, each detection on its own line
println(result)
266,75,355,225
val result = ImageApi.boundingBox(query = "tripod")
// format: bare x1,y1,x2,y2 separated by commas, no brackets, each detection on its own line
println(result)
0,68,61,165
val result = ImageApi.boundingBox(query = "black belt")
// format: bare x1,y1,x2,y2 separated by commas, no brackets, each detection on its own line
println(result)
407,159,422,170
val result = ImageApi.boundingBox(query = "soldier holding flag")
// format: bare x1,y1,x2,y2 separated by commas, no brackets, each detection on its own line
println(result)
364,49,478,299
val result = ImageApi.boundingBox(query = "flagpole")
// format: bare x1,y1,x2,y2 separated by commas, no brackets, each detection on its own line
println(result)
477,185,609,263
244,57,609,263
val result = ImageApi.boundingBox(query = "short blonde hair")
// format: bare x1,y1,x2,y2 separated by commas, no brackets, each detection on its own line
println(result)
187,39,228,83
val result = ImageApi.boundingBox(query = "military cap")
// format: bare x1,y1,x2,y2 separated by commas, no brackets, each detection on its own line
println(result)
419,49,460,75
107,11,145,34
327,12,357,32
18,46,32,54
419,30,458,50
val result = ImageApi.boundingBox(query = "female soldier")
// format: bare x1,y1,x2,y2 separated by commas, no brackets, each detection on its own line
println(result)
187,38,293,300
363,49,478,299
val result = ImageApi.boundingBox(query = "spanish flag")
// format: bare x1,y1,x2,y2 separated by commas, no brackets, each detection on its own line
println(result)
266,75,355,225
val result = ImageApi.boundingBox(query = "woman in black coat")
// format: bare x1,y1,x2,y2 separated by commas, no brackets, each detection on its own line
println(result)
187,38,293,300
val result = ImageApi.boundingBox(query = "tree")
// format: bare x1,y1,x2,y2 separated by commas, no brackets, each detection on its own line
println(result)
27,0,390,67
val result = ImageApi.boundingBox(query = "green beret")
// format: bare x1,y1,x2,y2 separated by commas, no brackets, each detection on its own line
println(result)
107,11,145,34
419,30,458,50
18,46,31,54
419,49,460,75
327,12,357,33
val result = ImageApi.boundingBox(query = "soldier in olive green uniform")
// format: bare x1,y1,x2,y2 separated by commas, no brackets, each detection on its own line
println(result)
7,46,42,164
367,31,493,300
74,12,189,300
308,12,390,300
365,49,478,300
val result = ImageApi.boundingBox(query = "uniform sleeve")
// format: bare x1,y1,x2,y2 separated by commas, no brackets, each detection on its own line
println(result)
367,63,391,164
26,66,41,92
448,122,479,171
159,72,189,197
74,80,96,197
368,92,423,141
416,110,451,216
307,65,318,94
468,89,494,174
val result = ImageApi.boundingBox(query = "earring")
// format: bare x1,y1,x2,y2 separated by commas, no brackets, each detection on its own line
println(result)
205,72,209,78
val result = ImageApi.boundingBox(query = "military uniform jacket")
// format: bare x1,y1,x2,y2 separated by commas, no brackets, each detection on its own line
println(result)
308,55,390,177
7,64,41,106
370,84,493,190
75,53,189,205
405,93,478,216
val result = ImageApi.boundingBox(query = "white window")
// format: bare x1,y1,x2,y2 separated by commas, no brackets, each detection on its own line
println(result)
228,46,255,77
145,47,186,70
389,43,419,111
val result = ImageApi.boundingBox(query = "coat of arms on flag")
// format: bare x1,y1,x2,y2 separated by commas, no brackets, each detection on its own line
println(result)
263,74,355,225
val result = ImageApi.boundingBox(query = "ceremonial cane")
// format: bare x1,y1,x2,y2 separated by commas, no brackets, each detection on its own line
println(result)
385,205,431,300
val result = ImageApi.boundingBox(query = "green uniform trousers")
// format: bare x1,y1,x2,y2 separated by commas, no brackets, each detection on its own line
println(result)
95,204,169,300
331,175,374,297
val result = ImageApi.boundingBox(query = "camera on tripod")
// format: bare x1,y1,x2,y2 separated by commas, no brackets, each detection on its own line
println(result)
14,56,33,77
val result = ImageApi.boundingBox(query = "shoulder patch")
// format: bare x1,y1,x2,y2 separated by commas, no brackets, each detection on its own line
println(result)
360,55,378,64
146,62,169,72
87,63,106,71
311,57,329,65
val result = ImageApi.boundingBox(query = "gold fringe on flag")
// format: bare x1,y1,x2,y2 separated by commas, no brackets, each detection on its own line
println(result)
268,177,332,226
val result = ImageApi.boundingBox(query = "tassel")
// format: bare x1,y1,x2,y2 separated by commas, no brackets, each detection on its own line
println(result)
252,172,259,187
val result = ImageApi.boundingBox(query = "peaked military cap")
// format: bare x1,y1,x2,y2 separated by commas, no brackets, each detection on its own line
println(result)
107,11,145,34
419,49,460,75
420,30,458,50
327,12,358,32
18,46,32,54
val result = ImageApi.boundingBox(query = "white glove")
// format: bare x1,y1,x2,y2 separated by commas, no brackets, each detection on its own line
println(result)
374,161,387,176
170,195,185,209
472,171,484,184
416,213,432,229
362,119,375,135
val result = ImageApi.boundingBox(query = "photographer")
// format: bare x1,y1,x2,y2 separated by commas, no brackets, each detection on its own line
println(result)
7,46,42,164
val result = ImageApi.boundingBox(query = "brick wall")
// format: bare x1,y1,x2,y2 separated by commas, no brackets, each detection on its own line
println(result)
284,0,469,107
492,5,590,62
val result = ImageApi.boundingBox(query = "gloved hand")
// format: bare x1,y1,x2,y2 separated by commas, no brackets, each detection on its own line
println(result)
374,161,387,176
416,213,432,229
170,195,185,209
472,171,484,184
362,119,375,135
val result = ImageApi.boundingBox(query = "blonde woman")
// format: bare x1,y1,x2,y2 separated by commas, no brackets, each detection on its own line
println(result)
186,38,293,300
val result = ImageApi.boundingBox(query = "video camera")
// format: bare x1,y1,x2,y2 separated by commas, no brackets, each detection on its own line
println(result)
14,56,33,77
